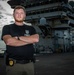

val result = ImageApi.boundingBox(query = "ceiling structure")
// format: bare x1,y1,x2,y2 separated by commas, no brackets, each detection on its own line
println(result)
7,0,68,8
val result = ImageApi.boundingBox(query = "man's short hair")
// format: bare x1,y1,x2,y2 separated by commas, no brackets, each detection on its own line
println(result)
13,5,26,13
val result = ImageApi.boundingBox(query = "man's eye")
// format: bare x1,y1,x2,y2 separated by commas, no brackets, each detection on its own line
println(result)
15,13,24,14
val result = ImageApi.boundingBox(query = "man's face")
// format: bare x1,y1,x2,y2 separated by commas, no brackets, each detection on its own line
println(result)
13,9,26,22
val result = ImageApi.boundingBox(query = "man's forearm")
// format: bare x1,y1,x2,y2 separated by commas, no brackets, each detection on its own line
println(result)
6,37,29,46
7,39,29,46
19,34,39,44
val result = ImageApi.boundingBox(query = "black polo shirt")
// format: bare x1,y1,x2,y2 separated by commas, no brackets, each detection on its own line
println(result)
1,23,36,60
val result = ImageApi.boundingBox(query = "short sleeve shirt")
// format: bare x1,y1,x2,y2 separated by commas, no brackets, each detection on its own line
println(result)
1,23,37,60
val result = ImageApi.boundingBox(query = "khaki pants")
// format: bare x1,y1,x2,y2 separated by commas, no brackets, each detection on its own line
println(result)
6,62,34,75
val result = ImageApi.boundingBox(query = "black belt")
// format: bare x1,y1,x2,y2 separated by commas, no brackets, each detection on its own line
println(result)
9,58,32,64
15,60,32,64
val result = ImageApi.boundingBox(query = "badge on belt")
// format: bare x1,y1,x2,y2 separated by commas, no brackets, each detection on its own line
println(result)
9,60,14,66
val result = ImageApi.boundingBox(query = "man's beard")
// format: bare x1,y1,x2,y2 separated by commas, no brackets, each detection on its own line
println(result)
15,19,24,22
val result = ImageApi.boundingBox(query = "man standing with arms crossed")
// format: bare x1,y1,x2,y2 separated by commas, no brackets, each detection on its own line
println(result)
1,5,39,75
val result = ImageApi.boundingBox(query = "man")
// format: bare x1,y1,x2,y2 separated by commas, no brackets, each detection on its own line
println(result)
1,5,39,75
